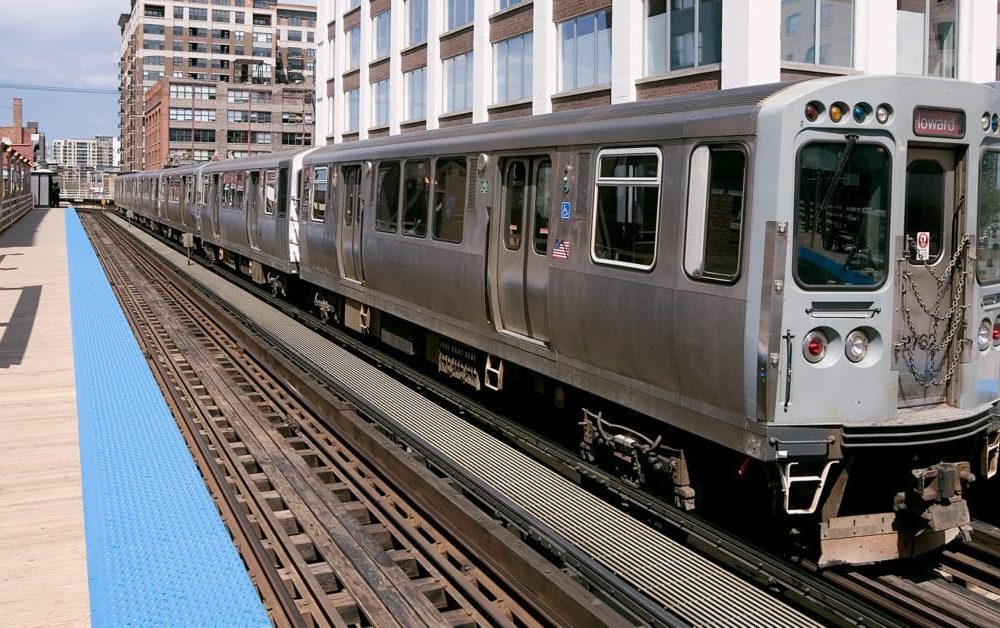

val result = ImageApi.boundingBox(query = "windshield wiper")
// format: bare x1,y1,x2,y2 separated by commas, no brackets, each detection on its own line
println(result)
817,133,859,212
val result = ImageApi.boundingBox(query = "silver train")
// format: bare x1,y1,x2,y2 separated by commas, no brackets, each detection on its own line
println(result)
117,75,1000,566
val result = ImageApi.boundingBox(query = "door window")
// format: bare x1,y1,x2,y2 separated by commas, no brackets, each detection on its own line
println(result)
533,161,552,254
311,166,327,221
904,159,944,264
502,161,527,250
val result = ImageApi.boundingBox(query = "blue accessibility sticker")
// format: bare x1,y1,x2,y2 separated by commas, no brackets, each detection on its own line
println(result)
560,201,571,219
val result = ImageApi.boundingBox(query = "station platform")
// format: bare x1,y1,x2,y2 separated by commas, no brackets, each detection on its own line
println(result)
0,207,268,626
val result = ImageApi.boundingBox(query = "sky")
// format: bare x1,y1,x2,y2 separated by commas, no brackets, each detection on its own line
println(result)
0,0,317,143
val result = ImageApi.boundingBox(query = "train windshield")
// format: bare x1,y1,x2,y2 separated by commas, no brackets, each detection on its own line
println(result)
977,151,1000,284
794,141,890,288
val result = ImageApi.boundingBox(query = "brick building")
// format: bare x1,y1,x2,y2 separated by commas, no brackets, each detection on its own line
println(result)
0,98,45,164
118,0,318,171
315,0,998,146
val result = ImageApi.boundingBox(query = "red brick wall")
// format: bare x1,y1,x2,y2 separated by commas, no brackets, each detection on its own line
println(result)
552,88,610,112
369,58,390,82
440,28,473,59
401,46,427,72
637,71,721,100
553,0,611,23
490,3,533,43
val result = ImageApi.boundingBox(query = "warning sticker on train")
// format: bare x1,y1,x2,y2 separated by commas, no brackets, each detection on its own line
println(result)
560,201,571,219
916,231,930,261
552,239,571,259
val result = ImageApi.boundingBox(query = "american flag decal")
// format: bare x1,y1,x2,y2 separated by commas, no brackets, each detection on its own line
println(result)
552,239,571,259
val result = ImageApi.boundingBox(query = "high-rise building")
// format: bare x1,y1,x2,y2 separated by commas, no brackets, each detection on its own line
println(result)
314,0,997,146
118,0,318,171
51,137,116,172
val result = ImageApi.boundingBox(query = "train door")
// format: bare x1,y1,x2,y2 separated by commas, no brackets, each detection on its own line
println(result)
494,157,552,341
340,165,364,282
247,170,261,250
896,147,965,407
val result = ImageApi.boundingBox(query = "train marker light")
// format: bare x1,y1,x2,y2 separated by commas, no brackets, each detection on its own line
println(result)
805,101,822,122
852,102,871,123
978,319,992,351
875,104,892,124
845,330,869,363
983,112,992,132
829,103,845,123
803,330,828,363
992,114,999,134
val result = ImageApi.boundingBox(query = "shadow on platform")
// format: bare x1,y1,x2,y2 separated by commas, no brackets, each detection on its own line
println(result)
0,206,50,248
0,284,42,368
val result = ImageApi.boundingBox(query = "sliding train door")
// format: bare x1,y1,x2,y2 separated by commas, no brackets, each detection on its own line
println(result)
339,164,364,282
494,157,551,341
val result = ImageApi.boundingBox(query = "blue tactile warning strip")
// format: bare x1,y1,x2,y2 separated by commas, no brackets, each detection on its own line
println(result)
65,210,269,627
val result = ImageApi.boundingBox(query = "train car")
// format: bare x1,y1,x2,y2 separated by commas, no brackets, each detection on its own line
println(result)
118,74,1000,565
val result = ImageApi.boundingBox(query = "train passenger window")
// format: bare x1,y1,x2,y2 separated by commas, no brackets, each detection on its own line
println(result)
432,157,466,243
794,142,890,288
169,177,181,202
684,146,746,281
592,149,660,269
402,160,429,237
312,167,328,221
503,161,527,250
276,169,287,218
533,161,552,254
375,162,400,233
977,151,1000,285
264,170,277,215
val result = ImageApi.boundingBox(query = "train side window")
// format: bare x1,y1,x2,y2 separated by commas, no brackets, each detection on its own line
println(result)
684,146,746,282
533,160,552,254
264,169,277,215
592,149,660,269
312,166,328,221
432,157,466,243
375,161,400,233
402,160,429,237
276,168,287,218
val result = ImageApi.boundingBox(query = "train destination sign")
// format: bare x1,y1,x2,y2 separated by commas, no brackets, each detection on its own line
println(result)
913,107,965,138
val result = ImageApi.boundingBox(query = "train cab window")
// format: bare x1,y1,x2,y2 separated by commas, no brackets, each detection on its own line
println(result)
432,157,466,243
402,160,430,237
684,146,746,281
592,149,660,269
375,162,400,233
977,151,1000,285
312,166,328,221
533,161,552,254
264,169,277,215
794,141,890,288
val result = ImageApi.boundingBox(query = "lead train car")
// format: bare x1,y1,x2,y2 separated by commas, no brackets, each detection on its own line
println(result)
119,75,1000,566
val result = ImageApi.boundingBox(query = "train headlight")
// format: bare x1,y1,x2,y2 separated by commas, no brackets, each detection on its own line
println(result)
845,329,869,363
978,319,993,351
803,330,828,363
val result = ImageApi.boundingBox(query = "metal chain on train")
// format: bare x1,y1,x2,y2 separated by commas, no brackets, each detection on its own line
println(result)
899,234,972,389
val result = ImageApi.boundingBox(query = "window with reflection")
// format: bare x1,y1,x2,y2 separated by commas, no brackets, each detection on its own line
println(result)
684,146,746,281
433,157,466,243
978,152,1000,284
781,0,854,68
592,150,660,269
402,160,429,237
376,162,400,233
896,0,956,77
533,161,552,254
794,142,890,288
311,166,327,221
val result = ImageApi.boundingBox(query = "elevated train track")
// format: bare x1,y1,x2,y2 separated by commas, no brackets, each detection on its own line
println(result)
99,205,1000,626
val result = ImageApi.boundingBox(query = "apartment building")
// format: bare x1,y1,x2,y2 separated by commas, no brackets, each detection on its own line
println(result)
118,0,318,171
314,0,998,146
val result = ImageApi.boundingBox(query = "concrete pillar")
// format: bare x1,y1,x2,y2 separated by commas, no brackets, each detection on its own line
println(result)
472,1,492,122
358,0,371,139
855,0,897,75
532,0,554,115
426,0,442,130
958,0,997,82
610,0,640,104
721,0,780,89
389,0,404,134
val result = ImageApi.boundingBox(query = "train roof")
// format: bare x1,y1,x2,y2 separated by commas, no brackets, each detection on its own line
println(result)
200,149,299,173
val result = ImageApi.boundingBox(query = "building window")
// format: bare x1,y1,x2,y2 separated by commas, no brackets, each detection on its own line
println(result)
212,9,230,21
174,6,184,18
252,132,271,144
346,88,359,131
253,31,272,43
288,30,303,41
404,66,426,120
592,149,661,270
227,130,249,143
169,107,194,121
190,8,208,20
407,0,427,45
781,0,854,68
896,0,956,77
495,33,532,103
346,26,360,69
194,109,215,121
645,0,721,75
193,149,214,161
560,10,611,91
373,11,391,59
169,128,192,142
499,0,524,9
372,78,390,126
228,90,250,103
193,129,216,143
347,0,361,10
443,51,472,113
281,132,311,145
446,0,474,31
